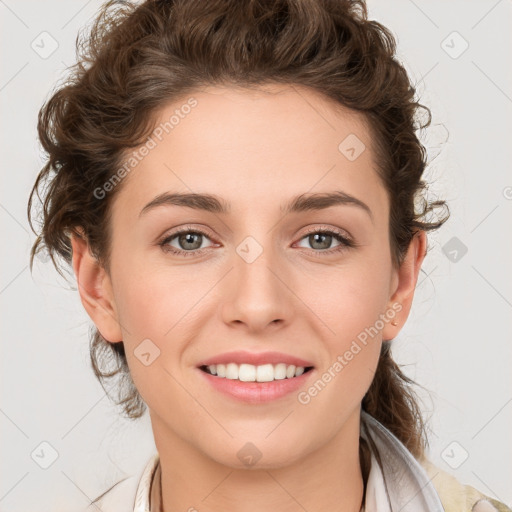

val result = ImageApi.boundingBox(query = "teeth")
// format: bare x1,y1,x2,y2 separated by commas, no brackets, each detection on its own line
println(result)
286,365,296,378
204,363,309,382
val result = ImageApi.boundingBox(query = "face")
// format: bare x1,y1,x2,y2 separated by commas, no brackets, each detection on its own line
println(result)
73,84,424,469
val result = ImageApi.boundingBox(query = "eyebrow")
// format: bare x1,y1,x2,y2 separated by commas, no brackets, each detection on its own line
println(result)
139,190,373,223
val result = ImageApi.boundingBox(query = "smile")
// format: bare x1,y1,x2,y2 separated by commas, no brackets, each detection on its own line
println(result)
200,363,314,382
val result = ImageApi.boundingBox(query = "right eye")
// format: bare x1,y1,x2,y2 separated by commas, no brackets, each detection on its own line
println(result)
159,226,217,257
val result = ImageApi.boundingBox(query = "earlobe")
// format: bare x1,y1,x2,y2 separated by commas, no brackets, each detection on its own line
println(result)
70,231,123,343
382,230,427,341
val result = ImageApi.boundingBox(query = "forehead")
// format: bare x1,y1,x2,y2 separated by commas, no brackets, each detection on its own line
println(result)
113,84,388,221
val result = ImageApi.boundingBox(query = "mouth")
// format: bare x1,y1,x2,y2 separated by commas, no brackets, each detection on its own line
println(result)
198,363,315,382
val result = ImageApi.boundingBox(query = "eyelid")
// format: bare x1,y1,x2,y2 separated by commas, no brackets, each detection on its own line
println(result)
299,224,352,240
159,224,216,242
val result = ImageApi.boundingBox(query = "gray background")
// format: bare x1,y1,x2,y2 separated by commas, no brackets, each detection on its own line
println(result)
1,0,511,510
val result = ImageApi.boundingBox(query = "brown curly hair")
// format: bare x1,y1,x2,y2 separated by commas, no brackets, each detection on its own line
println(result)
27,0,449,468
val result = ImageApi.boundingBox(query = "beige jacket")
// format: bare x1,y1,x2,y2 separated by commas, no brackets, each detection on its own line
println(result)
86,412,511,512
420,457,511,512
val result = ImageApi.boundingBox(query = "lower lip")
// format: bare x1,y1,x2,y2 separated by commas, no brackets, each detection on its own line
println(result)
197,368,315,404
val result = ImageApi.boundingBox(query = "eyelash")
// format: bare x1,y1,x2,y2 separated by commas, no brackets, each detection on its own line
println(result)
158,225,355,258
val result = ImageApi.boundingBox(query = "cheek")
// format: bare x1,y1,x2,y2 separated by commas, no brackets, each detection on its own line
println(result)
296,251,391,409
297,261,389,423
113,261,201,337
111,260,213,386
303,254,393,345
111,267,191,407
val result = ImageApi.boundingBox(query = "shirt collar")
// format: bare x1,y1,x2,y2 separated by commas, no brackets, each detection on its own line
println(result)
360,410,444,511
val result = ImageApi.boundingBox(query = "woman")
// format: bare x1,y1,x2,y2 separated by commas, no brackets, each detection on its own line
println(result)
27,0,510,511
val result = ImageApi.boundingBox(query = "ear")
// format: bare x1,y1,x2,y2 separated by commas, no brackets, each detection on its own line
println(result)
70,230,123,343
382,230,427,342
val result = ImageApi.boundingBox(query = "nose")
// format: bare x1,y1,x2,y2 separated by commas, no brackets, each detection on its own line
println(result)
220,239,295,333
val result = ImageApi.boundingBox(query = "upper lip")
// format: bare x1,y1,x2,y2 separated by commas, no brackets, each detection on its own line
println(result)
197,350,315,368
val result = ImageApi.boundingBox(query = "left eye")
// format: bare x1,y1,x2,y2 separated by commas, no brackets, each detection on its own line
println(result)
296,230,351,252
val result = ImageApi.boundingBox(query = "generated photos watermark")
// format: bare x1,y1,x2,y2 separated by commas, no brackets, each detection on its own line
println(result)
297,302,402,405
93,97,198,200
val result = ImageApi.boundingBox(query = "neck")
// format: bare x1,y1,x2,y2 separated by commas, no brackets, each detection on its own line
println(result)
150,408,365,512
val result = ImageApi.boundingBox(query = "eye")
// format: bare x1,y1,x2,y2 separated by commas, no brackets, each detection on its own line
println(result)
159,226,216,256
295,227,354,256
158,225,355,258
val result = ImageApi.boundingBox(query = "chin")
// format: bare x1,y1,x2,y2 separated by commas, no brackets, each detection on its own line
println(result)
201,433,311,471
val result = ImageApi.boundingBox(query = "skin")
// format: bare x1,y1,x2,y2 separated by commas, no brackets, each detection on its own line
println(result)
71,84,427,512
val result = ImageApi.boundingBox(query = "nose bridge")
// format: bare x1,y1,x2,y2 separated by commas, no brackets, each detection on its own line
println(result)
221,232,293,329
236,233,284,299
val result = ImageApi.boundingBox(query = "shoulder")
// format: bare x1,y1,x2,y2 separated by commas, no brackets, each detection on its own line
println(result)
418,456,512,512
84,453,159,512
84,475,140,512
